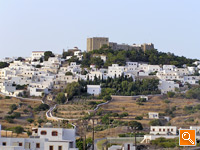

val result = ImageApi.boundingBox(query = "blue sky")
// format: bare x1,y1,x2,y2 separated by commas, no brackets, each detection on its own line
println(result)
0,0,200,59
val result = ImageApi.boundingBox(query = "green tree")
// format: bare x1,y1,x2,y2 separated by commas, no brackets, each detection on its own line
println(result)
44,51,55,61
27,118,34,123
34,104,49,111
13,126,24,136
0,62,9,68
65,71,73,75
65,82,82,100
55,92,66,104
129,121,143,130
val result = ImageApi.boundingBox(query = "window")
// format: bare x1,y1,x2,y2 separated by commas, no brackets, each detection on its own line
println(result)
58,146,62,150
2,142,6,146
167,129,169,132
49,146,54,150
127,144,130,150
159,129,161,132
19,143,23,146
52,131,58,136
152,128,155,131
171,129,173,132
36,143,40,148
163,129,165,132
41,130,47,135
69,142,73,148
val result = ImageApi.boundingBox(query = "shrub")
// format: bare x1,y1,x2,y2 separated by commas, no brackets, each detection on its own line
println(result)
27,118,34,123
13,126,24,135
149,119,162,126
36,64,42,68
119,112,129,118
5,118,14,123
101,114,113,125
37,119,44,124
167,91,175,98
34,104,49,111
27,130,32,136
135,116,143,120
103,95,112,101
186,87,200,100
23,109,29,113
10,104,17,111
112,113,119,117
151,137,178,148
13,112,21,118
5,96,11,99
137,98,147,103
164,100,170,104
184,106,196,114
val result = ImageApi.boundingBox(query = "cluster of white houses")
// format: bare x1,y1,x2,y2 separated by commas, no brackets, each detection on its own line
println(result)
0,49,200,97
0,124,78,150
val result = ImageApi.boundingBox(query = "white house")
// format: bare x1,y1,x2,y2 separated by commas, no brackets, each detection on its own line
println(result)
31,51,45,60
175,68,189,76
163,65,176,71
29,81,53,97
193,61,200,66
148,112,159,119
108,64,125,78
190,126,200,134
150,126,177,135
0,81,16,95
147,65,162,73
108,145,122,150
158,81,179,94
156,70,181,81
187,67,196,75
125,62,138,76
87,85,101,95
123,143,136,150
183,76,200,85
0,125,78,150
87,71,103,81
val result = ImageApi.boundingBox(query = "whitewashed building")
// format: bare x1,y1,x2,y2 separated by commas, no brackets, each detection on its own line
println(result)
148,112,159,119
87,85,101,95
0,126,78,150
31,51,45,60
108,64,125,78
158,81,179,94
150,126,177,135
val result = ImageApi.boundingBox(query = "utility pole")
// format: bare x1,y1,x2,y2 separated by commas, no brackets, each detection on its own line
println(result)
135,127,136,148
133,127,138,149
92,118,95,150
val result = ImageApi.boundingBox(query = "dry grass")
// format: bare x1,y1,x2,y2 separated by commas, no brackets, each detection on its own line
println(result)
0,95,42,131
101,96,200,128
55,99,104,119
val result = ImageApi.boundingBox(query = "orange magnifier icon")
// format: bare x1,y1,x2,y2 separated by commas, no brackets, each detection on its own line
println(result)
182,132,194,144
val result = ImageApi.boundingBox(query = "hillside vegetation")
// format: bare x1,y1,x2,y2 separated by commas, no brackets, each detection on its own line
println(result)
64,46,197,68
